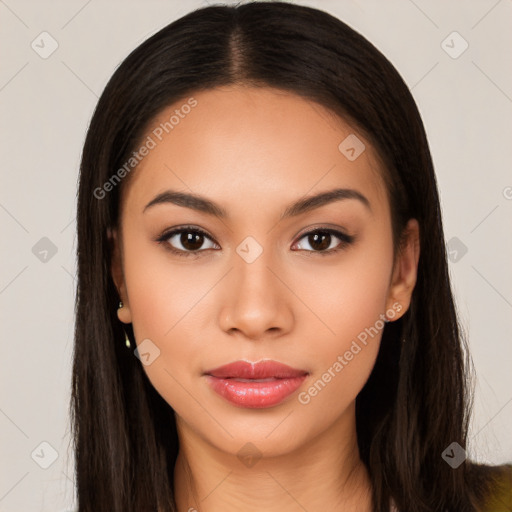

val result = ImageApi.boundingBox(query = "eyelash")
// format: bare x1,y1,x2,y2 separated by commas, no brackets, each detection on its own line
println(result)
155,225,355,258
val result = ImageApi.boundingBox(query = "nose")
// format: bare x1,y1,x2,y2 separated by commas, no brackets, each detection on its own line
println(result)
218,247,294,341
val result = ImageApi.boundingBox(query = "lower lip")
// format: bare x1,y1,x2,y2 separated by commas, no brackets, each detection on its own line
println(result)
205,375,307,408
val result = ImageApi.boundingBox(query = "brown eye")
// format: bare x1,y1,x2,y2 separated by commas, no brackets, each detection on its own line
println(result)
179,231,205,251
307,231,332,251
293,228,354,254
157,227,219,256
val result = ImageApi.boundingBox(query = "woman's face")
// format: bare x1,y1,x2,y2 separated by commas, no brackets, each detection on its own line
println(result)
112,85,419,457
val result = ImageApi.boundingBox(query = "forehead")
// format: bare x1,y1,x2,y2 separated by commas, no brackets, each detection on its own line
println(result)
121,85,389,217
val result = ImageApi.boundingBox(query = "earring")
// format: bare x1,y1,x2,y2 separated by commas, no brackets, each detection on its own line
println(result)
117,301,131,348
124,330,131,348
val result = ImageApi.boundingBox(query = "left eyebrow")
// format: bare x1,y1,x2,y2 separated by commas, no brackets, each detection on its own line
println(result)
143,187,371,219
279,188,371,220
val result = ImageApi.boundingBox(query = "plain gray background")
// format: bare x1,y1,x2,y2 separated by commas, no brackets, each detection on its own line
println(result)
1,1,511,510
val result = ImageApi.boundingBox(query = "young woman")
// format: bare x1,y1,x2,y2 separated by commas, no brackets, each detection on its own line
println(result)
71,2,511,511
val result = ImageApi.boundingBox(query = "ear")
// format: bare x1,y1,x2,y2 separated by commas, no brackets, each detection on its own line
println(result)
108,227,132,324
385,218,420,321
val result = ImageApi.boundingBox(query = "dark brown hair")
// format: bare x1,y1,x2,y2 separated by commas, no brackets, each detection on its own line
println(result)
72,2,501,510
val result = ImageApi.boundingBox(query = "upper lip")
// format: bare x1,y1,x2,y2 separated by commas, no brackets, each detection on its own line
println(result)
205,360,308,379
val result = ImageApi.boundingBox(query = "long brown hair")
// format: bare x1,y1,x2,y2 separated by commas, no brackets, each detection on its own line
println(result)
72,2,499,510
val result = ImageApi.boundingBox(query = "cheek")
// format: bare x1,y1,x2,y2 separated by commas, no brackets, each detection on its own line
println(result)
291,236,393,407
122,228,210,341
121,237,212,393
294,234,393,346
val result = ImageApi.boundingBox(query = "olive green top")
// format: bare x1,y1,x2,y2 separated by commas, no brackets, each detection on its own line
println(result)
387,464,512,511
481,464,512,511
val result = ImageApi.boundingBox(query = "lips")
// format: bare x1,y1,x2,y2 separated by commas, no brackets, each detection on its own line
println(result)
204,360,308,409
206,360,308,379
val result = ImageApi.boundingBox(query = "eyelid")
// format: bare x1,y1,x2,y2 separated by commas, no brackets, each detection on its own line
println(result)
155,225,219,257
292,227,354,254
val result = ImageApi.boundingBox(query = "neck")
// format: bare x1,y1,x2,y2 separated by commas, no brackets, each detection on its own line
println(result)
172,404,373,512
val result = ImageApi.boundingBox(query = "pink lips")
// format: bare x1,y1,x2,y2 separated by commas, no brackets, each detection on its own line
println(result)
204,360,308,409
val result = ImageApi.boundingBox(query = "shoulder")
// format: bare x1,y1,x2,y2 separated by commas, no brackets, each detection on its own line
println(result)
472,463,512,512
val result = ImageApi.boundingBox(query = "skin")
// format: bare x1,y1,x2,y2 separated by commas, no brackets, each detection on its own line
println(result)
111,85,420,512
